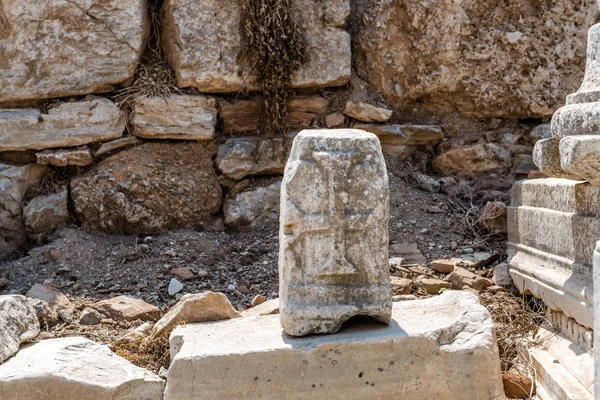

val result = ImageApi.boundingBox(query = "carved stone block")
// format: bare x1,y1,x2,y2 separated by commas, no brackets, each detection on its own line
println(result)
279,129,391,336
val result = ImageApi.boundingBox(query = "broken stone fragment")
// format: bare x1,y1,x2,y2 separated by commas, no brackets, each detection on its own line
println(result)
113,322,153,346
79,308,102,326
161,0,350,92
25,284,71,310
223,181,281,230
432,143,511,177
344,101,393,122
170,267,195,282
0,163,49,258
131,95,217,140
0,98,125,152
456,252,498,269
217,137,288,180
219,96,328,134
0,0,148,103
93,296,161,322
36,146,93,167
23,191,69,242
168,278,184,296
492,263,514,287
325,113,345,128
390,276,413,295
559,135,600,185
241,298,280,318
0,295,40,363
150,292,240,340
279,129,391,336
449,267,478,290
0,337,164,399
420,278,452,295
251,295,267,307
355,124,444,152
431,259,455,274
389,242,426,264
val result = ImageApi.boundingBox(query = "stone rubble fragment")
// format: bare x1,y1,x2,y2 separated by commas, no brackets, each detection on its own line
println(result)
93,296,161,322
36,146,93,167
325,113,345,128
113,322,153,346
0,0,148,103
0,98,125,152
389,242,426,264
132,95,217,140
0,295,40,363
0,163,49,258
344,101,393,122
420,278,452,295
151,292,239,340
0,337,164,399
390,276,413,295
224,181,281,229
217,137,288,180
431,259,455,274
168,279,184,296
95,137,140,157
79,308,102,326
241,298,280,318
161,0,351,92
22,191,69,242
25,284,71,310
279,129,391,336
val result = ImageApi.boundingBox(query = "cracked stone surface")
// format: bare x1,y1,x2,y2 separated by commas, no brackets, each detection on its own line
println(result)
0,337,164,400
161,0,351,92
0,295,39,363
0,98,125,152
165,291,504,400
0,0,148,103
279,129,391,336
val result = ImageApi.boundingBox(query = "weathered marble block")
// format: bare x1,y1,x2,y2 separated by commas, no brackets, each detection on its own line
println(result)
567,23,600,105
560,135,600,184
279,129,391,336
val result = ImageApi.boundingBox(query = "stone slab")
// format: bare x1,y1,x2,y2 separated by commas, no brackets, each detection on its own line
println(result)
36,146,93,167
0,98,125,152
161,0,351,92
0,0,148,103
0,337,164,400
131,95,217,140
560,135,600,184
165,291,504,400
217,137,288,180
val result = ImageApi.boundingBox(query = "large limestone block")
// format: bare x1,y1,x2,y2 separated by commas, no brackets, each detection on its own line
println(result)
131,95,217,140
0,337,164,399
0,295,40,363
354,0,598,118
0,0,148,103
0,163,49,257
279,129,391,336
71,142,222,234
165,292,504,400
161,0,351,92
560,135,600,184
0,98,125,152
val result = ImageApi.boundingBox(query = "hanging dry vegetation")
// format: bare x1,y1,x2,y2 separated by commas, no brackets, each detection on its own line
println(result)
239,0,308,135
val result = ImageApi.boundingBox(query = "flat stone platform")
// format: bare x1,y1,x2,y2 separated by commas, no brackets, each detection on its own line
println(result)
165,291,504,400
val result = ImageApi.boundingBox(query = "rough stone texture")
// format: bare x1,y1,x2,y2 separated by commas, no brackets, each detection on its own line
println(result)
551,102,600,137
23,191,69,242
151,292,239,340
241,298,280,317
72,142,222,234
559,135,600,184
431,259,455,274
131,95,217,140
0,163,48,258
0,295,40,363
0,337,164,399
354,0,599,118
224,181,281,230
93,296,161,322
502,372,536,399
344,101,392,123
36,146,93,167
0,98,125,152
532,137,578,179
529,124,552,144
432,144,510,178
161,0,351,92
279,129,391,336
165,292,504,400
219,96,328,134
492,263,514,287
508,178,600,329
0,0,148,103
25,284,71,310
217,137,288,180
355,124,443,157
567,23,600,105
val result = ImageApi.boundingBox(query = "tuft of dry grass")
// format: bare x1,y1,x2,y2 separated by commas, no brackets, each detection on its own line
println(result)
479,291,545,372
238,0,308,136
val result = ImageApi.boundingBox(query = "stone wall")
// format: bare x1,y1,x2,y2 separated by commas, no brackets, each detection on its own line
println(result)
0,0,597,257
